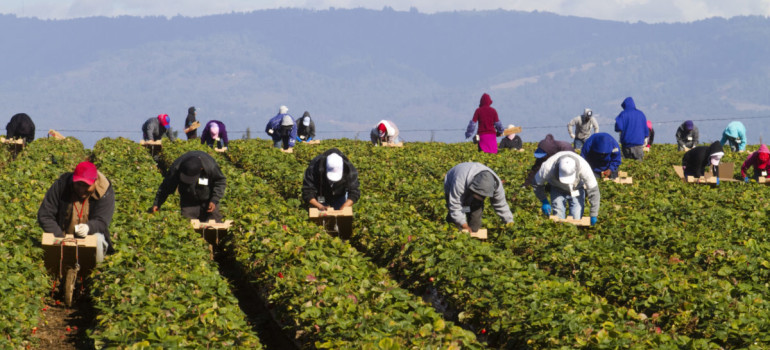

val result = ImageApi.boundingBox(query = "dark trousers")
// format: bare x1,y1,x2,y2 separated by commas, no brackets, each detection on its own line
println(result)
446,202,484,231
181,202,223,222
320,195,348,210
622,145,644,160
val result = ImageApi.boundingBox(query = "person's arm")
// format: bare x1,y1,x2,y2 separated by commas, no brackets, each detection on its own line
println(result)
494,121,504,135
209,166,227,204
609,149,622,172
37,180,64,236
675,127,684,147
165,126,175,142
592,117,599,133
512,136,522,150
464,119,477,139
567,117,576,139
309,120,316,138
692,127,699,146
586,185,601,218
739,129,747,150
345,163,361,203
87,185,115,235
445,183,467,227
720,132,728,147
301,163,319,204
532,170,548,203
152,169,179,209
741,153,755,178
288,125,297,148
490,184,514,224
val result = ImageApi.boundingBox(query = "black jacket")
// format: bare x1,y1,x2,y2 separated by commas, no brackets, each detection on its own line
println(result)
524,134,574,186
297,112,316,139
153,151,226,208
37,172,115,253
682,141,723,177
6,113,35,143
185,109,197,139
302,148,360,204
499,135,522,150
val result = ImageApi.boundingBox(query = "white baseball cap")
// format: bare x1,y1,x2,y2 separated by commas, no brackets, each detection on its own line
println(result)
326,153,343,182
558,157,577,184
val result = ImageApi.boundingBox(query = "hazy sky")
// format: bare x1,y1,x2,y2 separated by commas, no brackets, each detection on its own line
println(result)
1,0,769,23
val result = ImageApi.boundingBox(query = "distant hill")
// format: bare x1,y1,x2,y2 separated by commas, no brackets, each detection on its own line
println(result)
0,9,769,147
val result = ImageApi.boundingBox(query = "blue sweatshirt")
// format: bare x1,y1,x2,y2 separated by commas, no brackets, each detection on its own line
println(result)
614,97,649,147
720,121,747,151
581,132,622,173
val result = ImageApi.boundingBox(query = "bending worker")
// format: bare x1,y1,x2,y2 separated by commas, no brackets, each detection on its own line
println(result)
151,151,226,222
302,148,360,211
682,141,724,179
266,105,295,148
38,161,115,262
675,120,699,151
534,151,600,225
581,132,622,179
371,120,400,145
567,108,599,149
741,144,770,182
6,112,36,143
297,111,316,142
721,121,747,152
142,114,175,141
200,120,229,149
524,134,574,187
444,162,513,232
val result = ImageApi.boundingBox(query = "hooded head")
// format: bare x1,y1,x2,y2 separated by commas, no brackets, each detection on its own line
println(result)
479,93,492,108
535,134,559,158
179,157,203,185
468,171,497,198
157,114,170,127
621,97,636,110
684,120,693,131
707,141,724,166
188,106,196,115
209,123,220,138
581,108,593,123
279,105,288,114
302,111,311,126
757,144,770,169
647,120,653,129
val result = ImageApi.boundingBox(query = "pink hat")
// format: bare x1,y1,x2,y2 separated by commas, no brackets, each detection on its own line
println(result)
647,120,652,129
158,114,170,127
73,161,98,185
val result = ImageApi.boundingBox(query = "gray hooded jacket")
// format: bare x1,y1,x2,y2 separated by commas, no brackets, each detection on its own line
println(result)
567,115,600,140
443,162,513,226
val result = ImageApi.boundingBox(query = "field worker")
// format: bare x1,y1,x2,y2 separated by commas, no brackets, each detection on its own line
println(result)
444,162,513,232
296,111,316,142
581,132,622,179
151,151,226,222
465,93,504,153
142,114,175,142
721,121,747,152
567,108,599,149
741,144,770,182
6,113,35,143
37,161,115,262
184,106,198,140
682,141,724,179
499,124,523,150
645,120,655,149
523,134,574,187
534,152,600,225
266,105,293,148
675,120,699,151
614,97,648,160
200,120,228,149
302,148,360,211
370,120,400,145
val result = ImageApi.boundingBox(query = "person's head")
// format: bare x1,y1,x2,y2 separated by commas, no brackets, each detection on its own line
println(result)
647,120,653,130
505,124,516,139
684,120,693,131
209,123,220,138
479,93,493,107
281,115,294,127
326,153,344,182
179,157,203,185
759,152,770,168
188,106,196,115
557,157,577,184
377,123,387,137
72,161,98,200
468,171,497,201
157,114,170,128
708,141,724,166
581,108,593,122
279,105,288,114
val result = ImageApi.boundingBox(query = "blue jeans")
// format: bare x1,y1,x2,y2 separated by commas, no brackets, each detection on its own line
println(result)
320,193,348,210
551,186,586,219
573,138,585,151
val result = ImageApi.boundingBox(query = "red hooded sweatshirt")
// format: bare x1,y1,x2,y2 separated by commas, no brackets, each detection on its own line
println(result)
472,93,500,135
741,144,770,178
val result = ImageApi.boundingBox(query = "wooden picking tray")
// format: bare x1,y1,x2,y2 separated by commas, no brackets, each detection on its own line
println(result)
191,219,233,245
382,142,404,147
48,129,66,140
549,215,591,226
673,162,738,184
309,207,353,239
183,121,201,133
462,228,488,240
281,148,294,153
42,232,98,277
603,171,633,184
305,140,321,144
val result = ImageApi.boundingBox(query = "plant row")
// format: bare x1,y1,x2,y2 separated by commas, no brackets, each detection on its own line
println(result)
88,137,262,348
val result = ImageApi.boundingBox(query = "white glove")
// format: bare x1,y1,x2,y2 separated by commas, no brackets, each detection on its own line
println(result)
300,135,306,140
268,129,274,135
74,224,89,238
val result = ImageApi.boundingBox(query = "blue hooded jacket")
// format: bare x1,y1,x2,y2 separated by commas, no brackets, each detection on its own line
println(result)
614,97,649,147
720,121,747,151
581,132,622,172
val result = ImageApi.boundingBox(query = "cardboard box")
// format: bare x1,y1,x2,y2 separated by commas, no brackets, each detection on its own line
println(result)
673,163,737,184
549,215,591,226
42,233,98,277
309,207,353,239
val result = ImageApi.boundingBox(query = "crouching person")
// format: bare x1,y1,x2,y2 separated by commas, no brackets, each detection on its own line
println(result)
302,148,360,211
534,152,600,225
38,161,115,262
151,151,226,222
444,162,514,232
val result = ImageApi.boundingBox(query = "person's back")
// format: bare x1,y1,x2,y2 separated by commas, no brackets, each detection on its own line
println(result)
676,121,699,151
682,141,723,178
741,144,770,180
151,151,226,222
201,120,228,148
6,113,35,143
302,148,360,210
614,97,648,159
297,112,316,141
721,121,747,151
581,132,621,175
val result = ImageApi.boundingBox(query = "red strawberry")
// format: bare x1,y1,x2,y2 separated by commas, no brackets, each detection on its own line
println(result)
278,272,284,279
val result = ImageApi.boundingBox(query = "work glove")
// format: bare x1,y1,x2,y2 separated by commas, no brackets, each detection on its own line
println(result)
300,135,306,140
716,177,720,186
74,224,89,238
267,129,274,135
745,177,750,183
590,217,598,226
541,199,552,216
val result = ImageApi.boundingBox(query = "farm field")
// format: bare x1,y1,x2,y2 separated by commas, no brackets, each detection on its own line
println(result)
2,137,769,349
